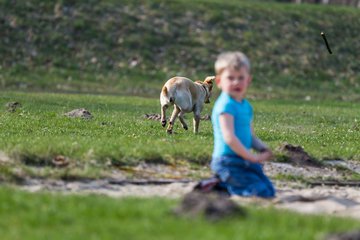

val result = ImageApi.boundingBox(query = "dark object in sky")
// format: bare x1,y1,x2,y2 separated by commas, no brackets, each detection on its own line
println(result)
321,32,332,54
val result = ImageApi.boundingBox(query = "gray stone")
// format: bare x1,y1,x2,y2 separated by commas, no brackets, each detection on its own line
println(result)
64,108,92,119
0,151,10,163
5,102,21,112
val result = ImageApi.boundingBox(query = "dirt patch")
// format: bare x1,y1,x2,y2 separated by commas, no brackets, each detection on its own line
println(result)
174,191,246,221
3,150,360,220
16,178,360,220
324,230,360,240
278,143,322,167
116,162,211,180
8,154,360,219
272,186,360,218
19,154,72,168
265,162,345,181
21,178,197,198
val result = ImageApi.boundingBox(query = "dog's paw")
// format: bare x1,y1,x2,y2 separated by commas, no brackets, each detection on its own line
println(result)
183,125,188,130
161,120,167,127
166,129,173,134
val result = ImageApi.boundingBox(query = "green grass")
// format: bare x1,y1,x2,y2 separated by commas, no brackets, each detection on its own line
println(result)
1,0,360,235
0,186,359,240
1,0,360,99
1,91,360,179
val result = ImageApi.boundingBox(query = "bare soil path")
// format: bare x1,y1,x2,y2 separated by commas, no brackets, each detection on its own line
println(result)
14,159,360,220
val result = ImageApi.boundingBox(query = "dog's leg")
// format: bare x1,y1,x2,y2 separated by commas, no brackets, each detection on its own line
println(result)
167,106,180,134
193,107,201,134
161,104,168,127
178,111,188,130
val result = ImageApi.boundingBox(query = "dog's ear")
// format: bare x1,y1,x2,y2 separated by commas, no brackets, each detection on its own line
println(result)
204,76,215,82
204,76,214,91
204,76,214,85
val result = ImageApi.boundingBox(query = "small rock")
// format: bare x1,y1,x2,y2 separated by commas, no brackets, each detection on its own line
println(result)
0,151,10,163
143,113,161,121
65,108,92,119
5,102,21,112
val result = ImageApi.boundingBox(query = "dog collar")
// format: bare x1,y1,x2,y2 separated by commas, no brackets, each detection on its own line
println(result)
202,84,210,99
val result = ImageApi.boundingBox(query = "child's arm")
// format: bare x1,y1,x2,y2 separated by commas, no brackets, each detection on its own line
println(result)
219,113,269,163
251,124,270,153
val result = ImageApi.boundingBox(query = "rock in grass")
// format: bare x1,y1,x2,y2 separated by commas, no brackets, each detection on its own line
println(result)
5,102,21,112
0,151,10,163
143,113,161,121
174,191,246,221
65,108,92,119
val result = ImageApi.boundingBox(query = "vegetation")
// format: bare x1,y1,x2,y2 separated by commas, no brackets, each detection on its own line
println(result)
0,187,359,240
1,91,359,180
1,0,359,99
0,1,360,237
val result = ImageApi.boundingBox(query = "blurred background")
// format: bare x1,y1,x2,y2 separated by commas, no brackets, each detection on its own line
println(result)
1,0,359,100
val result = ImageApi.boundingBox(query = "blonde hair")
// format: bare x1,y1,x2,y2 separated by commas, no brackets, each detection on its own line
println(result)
214,51,250,74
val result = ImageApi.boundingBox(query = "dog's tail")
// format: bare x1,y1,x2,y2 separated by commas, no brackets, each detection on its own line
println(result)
161,86,175,104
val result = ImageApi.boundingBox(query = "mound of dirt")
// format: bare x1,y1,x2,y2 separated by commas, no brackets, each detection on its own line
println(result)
173,191,246,221
279,143,322,167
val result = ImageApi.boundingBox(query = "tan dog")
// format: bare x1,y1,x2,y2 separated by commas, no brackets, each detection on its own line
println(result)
160,76,214,134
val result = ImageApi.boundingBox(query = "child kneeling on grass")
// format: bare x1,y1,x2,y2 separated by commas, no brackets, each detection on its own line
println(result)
211,51,275,198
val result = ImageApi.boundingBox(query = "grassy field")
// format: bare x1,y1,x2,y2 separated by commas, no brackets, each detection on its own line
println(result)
1,0,358,173
1,0,359,99
1,0,360,237
1,91,360,180
0,187,359,240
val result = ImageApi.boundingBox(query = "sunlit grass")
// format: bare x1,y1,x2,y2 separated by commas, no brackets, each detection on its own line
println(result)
1,92,359,174
1,0,359,98
0,187,359,240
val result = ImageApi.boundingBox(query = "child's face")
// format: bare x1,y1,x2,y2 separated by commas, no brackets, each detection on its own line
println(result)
216,66,252,101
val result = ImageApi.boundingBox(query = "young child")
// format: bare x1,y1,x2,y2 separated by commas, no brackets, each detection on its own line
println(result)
211,51,275,198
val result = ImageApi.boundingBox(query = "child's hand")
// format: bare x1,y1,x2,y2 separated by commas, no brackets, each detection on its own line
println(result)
256,150,273,163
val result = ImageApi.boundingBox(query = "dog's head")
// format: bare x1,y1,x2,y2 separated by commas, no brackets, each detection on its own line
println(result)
203,76,214,104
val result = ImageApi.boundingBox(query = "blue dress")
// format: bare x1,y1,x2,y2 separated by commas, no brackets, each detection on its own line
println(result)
211,92,275,198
